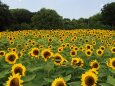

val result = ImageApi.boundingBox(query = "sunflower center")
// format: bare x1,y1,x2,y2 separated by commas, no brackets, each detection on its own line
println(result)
85,76,95,86
55,56,61,63
101,47,104,50
77,61,82,66
112,48,115,52
10,78,19,86
98,51,102,54
112,60,115,67
73,60,77,65
33,50,39,55
71,51,75,55
0,52,4,55
14,67,23,75
56,81,65,86
92,63,98,68
44,51,51,58
87,51,91,55
87,46,90,49
8,55,16,62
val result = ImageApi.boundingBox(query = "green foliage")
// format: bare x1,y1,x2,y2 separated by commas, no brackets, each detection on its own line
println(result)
0,1,12,31
101,2,115,26
31,8,64,29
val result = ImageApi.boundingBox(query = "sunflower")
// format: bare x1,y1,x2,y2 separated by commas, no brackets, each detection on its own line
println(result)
111,47,115,54
70,50,77,57
58,47,63,52
88,69,98,75
100,46,105,51
53,53,64,66
85,49,92,57
107,58,115,70
96,49,103,56
71,57,84,68
0,51,5,56
12,63,26,77
6,74,23,86
90,60,100,70
5,52,18,64
85,44,92,50
81,71,98,86
30,48,39,58
61,59,68,66
51,77,66,86
41,49,53,61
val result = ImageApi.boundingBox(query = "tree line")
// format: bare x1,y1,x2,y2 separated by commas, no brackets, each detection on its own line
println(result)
0,1,115,31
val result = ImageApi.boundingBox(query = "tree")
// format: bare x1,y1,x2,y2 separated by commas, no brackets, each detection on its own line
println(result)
10,9,32,24
101,2,115,26
0,1,12,31
31,8,63,29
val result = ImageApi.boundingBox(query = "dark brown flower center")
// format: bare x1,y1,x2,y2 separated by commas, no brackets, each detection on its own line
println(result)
71,51,75,55
0,52,4,55
112,60,115,67
55,56,61,63
10,78,19,86
112,48,115,52
98,51,102,54
33,50,39,55
44,51,51,59
14,67,23,75
85,76,95,86
92,62,98,68
87,51,91,55
8,54,16,62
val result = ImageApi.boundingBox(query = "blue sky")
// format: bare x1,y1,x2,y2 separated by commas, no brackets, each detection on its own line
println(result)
1,0,115,19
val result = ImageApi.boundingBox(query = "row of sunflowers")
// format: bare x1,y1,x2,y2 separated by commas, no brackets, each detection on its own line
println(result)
0,29,115,86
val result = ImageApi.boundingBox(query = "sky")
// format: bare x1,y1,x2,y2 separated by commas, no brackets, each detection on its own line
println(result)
1,0,115,19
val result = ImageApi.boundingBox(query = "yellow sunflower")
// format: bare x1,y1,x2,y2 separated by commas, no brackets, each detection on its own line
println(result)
111,47,115,54
41,49,53,61
100,46,105,51
6,74,23,86
0,51,5,56
85,49,92,57
53,53,64,66
71,57,84,68
58,47,63,52
30,48,39,58
5,52,18,64
12,63,26,77
96,49,103,56
70,50,77,57
107,58,115,70
90,60,100,70
81,71,98,86
51,77,66,86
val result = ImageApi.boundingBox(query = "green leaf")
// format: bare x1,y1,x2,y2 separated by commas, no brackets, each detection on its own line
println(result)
0,70,11,78
27,66,43,72
63,74,71,82
107,75,115,85
24,82,38,86
68,81,81,86
109,69,115,74
99,83,113,86
22,74,36,82
44,78,53,82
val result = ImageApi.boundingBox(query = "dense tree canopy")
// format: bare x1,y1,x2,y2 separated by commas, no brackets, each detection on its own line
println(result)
0,1,115,31
32,8,64,29
10,9,32,24
101,2,115,26
0,1,12,31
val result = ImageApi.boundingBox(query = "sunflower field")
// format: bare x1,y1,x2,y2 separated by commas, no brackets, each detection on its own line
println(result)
0,29,115,86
